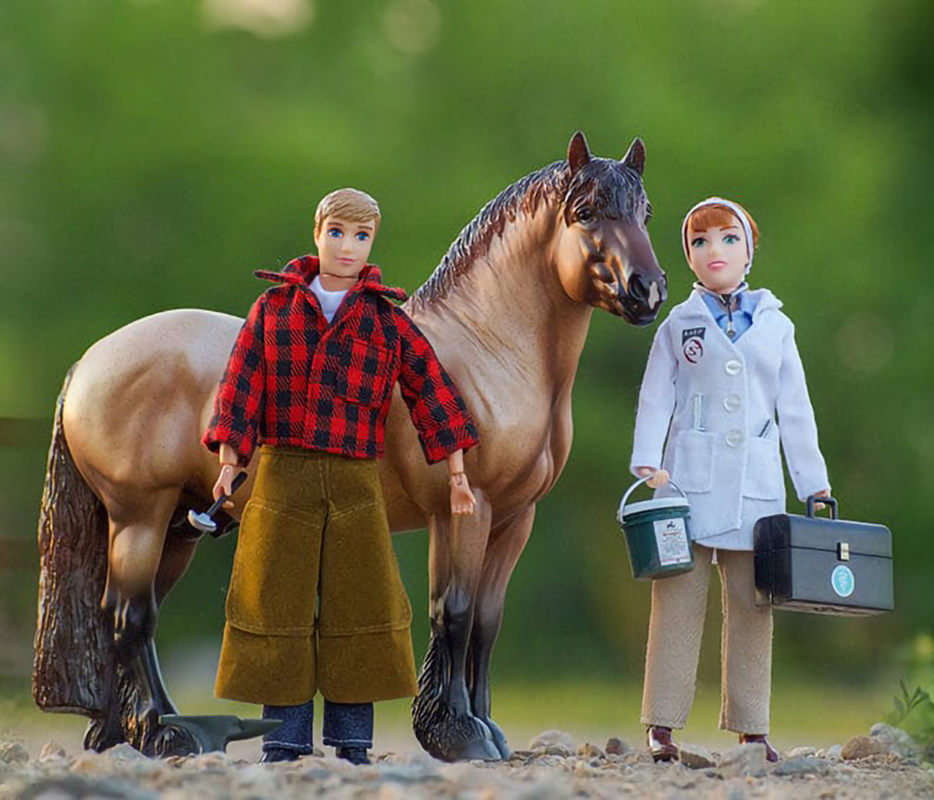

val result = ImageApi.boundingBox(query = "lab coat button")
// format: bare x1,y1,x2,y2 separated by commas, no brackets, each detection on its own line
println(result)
723,394,742,412
726,429,744,447
725,359,743,376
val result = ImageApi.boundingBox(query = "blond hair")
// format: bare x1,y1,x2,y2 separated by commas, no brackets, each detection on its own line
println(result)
314,188,381,237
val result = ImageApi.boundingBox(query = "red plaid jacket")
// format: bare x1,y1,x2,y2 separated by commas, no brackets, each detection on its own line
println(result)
203,256,479,467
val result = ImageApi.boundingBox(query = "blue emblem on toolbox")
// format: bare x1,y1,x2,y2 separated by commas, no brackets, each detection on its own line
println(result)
831,565,855,598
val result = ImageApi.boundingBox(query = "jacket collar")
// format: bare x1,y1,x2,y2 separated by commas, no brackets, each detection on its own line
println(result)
685,285,781,320
693,281,749,308
254,255,407,302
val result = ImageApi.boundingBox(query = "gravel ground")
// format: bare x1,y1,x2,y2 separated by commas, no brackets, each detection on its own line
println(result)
1,727,932,799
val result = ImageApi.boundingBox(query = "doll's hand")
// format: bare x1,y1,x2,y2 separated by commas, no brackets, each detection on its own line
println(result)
812,488,830,511
637,467,670,489
213,464,236,509
450,473,477,516
647,469,670,489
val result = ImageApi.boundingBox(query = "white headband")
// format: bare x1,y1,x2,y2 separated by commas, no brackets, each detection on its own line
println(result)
681,197,755,275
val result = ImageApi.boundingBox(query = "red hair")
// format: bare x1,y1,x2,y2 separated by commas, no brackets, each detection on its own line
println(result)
687,202,759,248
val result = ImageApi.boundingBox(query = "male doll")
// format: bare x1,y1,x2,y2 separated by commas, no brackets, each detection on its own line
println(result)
204,188,479,764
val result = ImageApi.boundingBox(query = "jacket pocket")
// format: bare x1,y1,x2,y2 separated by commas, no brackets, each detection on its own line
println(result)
744,436,784,500
671,430,716,493
336,338,393,408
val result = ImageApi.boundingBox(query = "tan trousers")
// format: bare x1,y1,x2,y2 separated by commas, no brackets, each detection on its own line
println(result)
641,545,773,734
215,446,418,706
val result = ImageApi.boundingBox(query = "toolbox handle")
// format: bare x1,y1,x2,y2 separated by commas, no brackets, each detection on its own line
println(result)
806,494,838,520
618,475,688,522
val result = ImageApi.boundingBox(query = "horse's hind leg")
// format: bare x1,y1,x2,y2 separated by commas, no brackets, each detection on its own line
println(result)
154,523,200,607
102,488,184,753
140,527,202,709
467,505,535,760
412,495,500,762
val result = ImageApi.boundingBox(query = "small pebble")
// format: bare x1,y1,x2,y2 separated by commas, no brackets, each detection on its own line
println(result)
38,742,66,761
605,736,629,756
0,742,28,765
578,741,605,759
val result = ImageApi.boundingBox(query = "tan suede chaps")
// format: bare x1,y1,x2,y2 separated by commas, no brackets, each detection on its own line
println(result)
215,446,417,706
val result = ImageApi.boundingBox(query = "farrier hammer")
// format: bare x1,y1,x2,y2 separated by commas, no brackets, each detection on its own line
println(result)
187,470,248,536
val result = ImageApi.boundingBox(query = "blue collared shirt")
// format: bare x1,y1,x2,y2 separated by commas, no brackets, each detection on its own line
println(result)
698,284,760,342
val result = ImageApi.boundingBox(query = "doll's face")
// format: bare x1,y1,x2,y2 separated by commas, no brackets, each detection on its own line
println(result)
314,215,377,283
686,215,749,293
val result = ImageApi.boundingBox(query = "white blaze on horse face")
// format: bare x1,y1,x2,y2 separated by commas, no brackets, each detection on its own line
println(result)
686,221,748,294
648,280,661,310
314,215,377,289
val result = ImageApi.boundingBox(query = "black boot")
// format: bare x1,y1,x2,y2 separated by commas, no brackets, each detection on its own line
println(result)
260,747,301,763
335,746,370,766
323,700,374,766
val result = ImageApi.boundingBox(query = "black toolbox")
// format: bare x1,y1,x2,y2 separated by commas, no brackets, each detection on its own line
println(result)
754,497,893,616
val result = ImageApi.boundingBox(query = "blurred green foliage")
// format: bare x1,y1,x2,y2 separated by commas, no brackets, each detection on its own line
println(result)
886,633,934,758
886,681,934,759
1,0,932,700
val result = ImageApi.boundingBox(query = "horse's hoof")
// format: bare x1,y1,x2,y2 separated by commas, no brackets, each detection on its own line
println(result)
413,704,501,762
453,737,501,762
152,724,200,758
481,717,510,760
84,717,126,753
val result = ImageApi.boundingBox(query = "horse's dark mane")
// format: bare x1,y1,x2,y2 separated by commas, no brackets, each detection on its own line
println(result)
409,156,646,311
409,160,571,311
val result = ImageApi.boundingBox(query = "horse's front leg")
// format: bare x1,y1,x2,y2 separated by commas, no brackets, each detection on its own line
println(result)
468,505,535,760
412,494,499,762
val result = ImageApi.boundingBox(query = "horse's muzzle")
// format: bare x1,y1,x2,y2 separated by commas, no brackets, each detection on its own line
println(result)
589,261,667,324
619,272,667,326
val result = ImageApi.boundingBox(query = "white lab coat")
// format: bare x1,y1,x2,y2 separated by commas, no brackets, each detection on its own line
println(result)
630,288,829,551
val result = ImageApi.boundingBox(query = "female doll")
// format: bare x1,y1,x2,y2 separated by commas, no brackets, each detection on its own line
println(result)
630,197,830,763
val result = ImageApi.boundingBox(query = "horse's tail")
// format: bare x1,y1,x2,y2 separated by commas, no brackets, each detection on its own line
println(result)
33,364,114,714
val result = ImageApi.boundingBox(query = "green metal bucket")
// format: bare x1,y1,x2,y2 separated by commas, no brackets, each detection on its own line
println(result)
617,476,695,581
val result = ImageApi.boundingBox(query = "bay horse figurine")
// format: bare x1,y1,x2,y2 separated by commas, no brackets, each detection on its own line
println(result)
34,131,666,761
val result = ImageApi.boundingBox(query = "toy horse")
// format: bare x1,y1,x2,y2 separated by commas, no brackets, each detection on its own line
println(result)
34,132,666,760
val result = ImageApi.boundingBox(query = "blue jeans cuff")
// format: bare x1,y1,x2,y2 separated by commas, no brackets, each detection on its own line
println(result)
322,700,373,749
262,699,314,753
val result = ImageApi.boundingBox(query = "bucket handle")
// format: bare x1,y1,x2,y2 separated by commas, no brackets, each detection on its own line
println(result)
617,475,689,523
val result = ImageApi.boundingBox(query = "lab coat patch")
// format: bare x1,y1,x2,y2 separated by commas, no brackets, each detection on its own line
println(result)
682,327,706,364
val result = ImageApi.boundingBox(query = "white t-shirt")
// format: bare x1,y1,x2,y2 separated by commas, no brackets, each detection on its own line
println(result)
309,275,348,324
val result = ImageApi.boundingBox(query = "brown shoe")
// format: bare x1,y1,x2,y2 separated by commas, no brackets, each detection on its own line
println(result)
647,725,679,762
739,733,779,763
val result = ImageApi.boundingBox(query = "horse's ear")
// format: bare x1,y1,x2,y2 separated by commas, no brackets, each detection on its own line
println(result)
568,131,591,175
622,137,646,176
